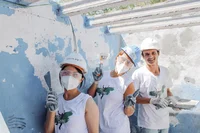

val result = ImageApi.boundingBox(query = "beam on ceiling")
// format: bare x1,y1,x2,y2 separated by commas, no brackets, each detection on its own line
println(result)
85,0,200,27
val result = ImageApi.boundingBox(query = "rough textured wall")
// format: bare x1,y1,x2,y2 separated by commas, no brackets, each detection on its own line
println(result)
122,27,200,133
1,1,200,133
0,2,120,132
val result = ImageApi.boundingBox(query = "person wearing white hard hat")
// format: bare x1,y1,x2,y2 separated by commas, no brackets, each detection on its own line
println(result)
44,52,99,133
132,38,174,133
88,45,141,133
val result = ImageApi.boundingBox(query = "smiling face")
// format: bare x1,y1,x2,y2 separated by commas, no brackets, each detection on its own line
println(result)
142,49,159,66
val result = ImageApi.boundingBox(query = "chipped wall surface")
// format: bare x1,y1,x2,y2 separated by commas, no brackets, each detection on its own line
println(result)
122,27,200,133
0,1,120,132
1,1,200,133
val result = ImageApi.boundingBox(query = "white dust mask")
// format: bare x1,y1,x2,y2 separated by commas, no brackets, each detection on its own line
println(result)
115,62,130,74
61,76,80,91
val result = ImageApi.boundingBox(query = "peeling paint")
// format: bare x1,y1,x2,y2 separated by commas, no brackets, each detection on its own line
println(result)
55,53,64,64
48,41,58,53
0,38,46,133
36,47,49,57
0,4,15,16
2,2,200,133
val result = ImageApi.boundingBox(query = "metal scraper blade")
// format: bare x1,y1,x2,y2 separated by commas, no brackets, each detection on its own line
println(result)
132,89,140,97
44,71,52,91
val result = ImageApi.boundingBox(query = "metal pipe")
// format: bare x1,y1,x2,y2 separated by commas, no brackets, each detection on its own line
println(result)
59,0,85,9
61,0,143,16
86,0,200,27
106,15,200,34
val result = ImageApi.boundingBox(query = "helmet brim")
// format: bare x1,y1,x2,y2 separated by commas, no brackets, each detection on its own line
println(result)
60,63,86,74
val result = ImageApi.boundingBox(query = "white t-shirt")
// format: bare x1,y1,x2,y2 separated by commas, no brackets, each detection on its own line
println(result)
96,71,132,133
132,66,173,129
55,93,91,133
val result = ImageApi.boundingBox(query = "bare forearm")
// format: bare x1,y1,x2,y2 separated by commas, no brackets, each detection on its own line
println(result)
44,111,55,133
136,97,151,104
87,82,98,97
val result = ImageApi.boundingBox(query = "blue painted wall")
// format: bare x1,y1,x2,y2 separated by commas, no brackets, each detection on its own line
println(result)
0,38,46,132
1,1,200,133
0,1,121,132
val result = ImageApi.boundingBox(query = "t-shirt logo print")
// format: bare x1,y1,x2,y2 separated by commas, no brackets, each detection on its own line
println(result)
55,111,73,129
149,85,165,97
96,85,114,99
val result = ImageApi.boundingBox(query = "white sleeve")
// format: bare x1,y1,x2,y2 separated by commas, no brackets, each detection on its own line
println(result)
132,71,140,91
165,69,173,89
123,77,133,93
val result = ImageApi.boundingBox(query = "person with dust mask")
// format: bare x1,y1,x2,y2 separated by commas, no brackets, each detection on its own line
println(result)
88,45,141,133
44,52,99,133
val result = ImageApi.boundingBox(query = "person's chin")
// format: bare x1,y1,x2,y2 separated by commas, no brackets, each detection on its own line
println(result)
148,60,156,65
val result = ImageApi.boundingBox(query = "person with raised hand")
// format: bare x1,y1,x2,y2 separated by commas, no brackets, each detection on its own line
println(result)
88,45,141,133
45,52,99,133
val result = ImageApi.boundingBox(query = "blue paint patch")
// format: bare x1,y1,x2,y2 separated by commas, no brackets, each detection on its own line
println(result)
48,41,57,53
50,1,60,16
170,112,200,133
36,47,49,57
77,39,88,65
63,16,70,25
35,43,39,48
55,53,64,64
55,37,65,50
64,38,72,56
104,26,110,34
82,15,94,28
167,84,200,133
0,38,46,133
0,5,15,16
50,1,71,25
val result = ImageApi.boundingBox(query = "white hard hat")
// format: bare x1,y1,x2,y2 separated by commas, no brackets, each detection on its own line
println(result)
60,52,87,73
141,38,160,51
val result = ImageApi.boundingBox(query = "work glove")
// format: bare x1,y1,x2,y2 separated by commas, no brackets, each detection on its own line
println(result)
124,89,140,107
46,91,58,112
92,66,103,83
124,94,136,107
150,97,169,109
167,96,181,111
